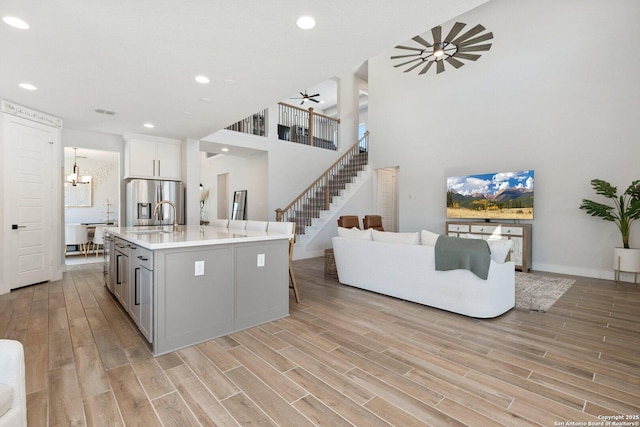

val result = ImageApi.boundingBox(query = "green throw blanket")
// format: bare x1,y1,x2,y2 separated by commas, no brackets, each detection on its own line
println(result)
434,235,491,280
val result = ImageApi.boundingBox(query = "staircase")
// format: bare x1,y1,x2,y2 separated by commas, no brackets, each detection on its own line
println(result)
276,132,369,237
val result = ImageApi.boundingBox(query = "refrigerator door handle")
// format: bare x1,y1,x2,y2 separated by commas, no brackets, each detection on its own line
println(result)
156,184,162,221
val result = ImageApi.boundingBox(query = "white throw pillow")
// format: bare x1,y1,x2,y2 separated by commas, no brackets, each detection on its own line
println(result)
0,383,13,417
488,239,513,263
372,229,420,245
420,230,440,246
337,227,372,240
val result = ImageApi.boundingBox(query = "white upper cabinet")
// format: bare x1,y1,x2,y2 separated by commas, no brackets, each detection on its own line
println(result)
124,134,182,180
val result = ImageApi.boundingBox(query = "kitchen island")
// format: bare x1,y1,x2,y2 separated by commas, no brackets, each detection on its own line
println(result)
105,225,292,356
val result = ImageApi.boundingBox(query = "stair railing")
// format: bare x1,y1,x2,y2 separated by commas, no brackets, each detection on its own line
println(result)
275,131,368,234
278,103,340,151
225,109,268,136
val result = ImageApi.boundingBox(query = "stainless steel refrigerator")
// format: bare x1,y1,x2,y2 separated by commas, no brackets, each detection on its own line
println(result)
125,179,185,226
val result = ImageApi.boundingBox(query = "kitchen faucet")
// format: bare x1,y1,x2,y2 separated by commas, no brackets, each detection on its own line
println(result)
153,200,180,231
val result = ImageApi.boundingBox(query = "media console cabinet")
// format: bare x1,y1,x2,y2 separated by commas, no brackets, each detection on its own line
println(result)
446,221,532,272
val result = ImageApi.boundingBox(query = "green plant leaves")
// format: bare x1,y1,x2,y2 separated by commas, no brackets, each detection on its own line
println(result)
580,178,640,249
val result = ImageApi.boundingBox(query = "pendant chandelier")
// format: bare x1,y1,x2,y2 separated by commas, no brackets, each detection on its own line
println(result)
65,148,91,186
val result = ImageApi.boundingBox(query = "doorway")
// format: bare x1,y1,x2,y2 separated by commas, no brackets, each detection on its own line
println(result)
376,167,399,232
217,173,229,219
64,148,119,265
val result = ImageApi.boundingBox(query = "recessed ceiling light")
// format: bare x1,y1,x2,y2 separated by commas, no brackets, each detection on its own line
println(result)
221,148,229,152
195,75,210,84
143,123,155,128
2,16,29,30
296,16,315,30
18,83,37,91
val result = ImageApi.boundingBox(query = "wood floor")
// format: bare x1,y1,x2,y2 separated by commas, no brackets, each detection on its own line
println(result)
1,258,639,426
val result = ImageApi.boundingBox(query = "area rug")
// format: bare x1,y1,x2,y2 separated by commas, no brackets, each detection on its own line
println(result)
515,272,575,312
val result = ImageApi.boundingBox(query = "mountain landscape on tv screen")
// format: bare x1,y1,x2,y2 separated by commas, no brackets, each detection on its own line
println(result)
446,170,534,220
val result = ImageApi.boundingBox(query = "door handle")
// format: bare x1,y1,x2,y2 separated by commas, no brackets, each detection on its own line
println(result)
11,224,26,229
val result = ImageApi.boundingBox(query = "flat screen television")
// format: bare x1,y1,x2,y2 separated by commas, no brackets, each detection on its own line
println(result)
446,170,534,220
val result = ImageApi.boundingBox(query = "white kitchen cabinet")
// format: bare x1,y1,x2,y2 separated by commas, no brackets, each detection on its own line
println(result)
124,134,181,180
446,221,532,272
113,237,130,308
131,246,153,342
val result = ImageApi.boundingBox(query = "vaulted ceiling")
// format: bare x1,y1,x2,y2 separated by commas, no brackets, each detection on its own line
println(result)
0,0,488,140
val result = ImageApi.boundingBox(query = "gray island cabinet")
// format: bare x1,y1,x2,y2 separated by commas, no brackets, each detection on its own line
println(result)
105,225,291,356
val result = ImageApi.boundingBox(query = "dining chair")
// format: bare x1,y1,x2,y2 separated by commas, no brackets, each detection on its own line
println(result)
65,224,89,256
245,220,268,232
267,221,300,303
90,225,106,257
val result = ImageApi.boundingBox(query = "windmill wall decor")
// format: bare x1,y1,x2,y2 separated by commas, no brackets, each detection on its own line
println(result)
391,22,493,75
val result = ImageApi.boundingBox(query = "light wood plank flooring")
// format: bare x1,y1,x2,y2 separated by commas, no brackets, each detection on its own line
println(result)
1,258,638,426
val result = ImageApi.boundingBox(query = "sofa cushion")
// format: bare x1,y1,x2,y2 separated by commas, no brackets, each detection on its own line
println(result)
337,226,372,240
488,239,513,263
420,230,440,246
0,383,13,417
372,229,420,245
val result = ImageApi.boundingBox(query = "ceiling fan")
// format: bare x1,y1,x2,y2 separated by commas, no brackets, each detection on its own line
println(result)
391,22,493,75
291,90,320,105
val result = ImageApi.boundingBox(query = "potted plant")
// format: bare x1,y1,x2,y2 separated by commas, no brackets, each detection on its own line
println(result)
580,178,640,280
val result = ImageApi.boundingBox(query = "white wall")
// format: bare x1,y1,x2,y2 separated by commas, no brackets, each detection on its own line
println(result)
368,0,640,280
200,151,269,221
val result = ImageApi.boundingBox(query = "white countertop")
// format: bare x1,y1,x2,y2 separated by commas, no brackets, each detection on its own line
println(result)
105,225,292,250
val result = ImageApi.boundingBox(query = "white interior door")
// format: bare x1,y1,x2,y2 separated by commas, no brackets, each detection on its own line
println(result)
5,115,59,289
377,168,398,232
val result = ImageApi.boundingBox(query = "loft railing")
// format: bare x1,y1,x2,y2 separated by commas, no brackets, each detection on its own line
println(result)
275,131,368,234
225,109,267,136
277,103,340,151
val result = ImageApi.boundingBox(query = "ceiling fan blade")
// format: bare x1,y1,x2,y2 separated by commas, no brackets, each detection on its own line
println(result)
418,61,434,75
310,98,319,103
444,22,466,43
458,43,492,52
445,56,464,69
309,93,320,97
457,32,493,48
453,52,481,61
436,60,445,74
411,35,432,48
394,57,423,68
452,24,486,45
395,45,425,52
390,53,422,60
404,60,426,73
431,26,442,45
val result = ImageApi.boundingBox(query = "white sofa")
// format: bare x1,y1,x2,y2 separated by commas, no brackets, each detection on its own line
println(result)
331,228,515,318
0,340,27,427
